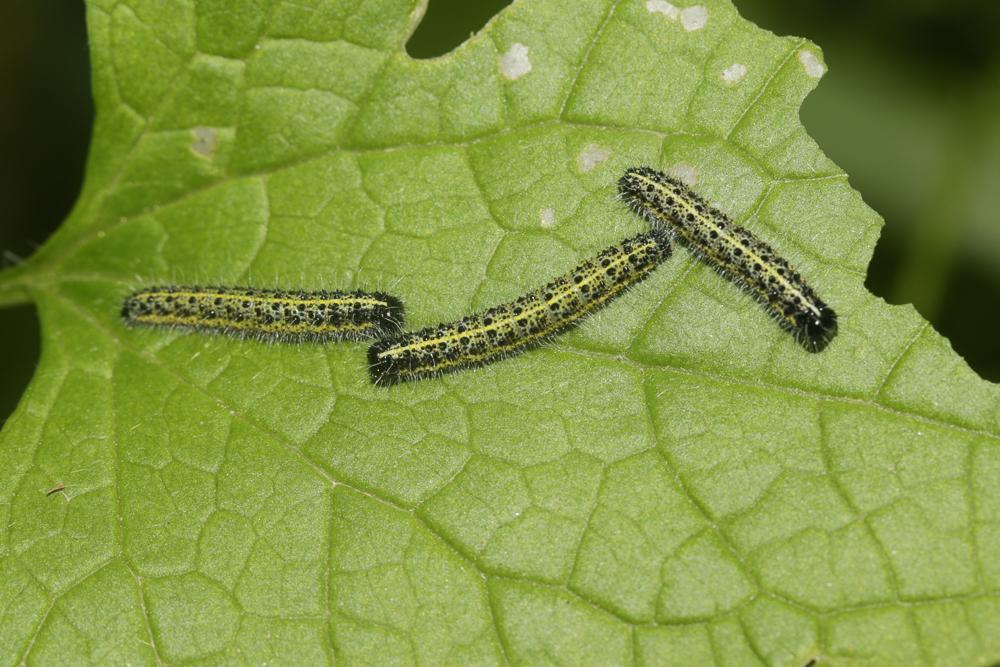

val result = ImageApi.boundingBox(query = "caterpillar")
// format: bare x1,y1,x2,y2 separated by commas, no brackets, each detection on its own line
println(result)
617,167,837,352
121,285,404,342
368,230,672,386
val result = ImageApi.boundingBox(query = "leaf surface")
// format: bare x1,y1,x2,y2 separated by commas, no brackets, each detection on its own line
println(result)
1,0,999,664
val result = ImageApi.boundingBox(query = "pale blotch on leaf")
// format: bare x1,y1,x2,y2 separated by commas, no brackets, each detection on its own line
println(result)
680,5,709,31
669,163,699,186
540,207,556,229
798,49,826,79
722,62,747,84
645,0,680,20
191,126,218,158
499,43,532,81
577,143,611,173
645,2,708,32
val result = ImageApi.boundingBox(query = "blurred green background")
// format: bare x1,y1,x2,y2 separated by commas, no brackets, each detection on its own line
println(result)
2,0,998,424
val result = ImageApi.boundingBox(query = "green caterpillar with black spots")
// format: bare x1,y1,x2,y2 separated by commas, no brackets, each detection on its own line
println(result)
618,166,837,352
122,285,404,342
368,229,673,386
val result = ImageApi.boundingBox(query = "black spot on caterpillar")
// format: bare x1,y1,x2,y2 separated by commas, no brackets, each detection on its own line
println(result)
368,230,673,386
121,286,404,342
618,166,837,352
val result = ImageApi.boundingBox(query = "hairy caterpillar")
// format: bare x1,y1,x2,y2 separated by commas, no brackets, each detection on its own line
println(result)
121,285,404,342
368,230,672,386
618,167,837,352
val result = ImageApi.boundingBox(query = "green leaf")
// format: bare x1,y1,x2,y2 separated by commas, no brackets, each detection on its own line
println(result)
2,0,999,664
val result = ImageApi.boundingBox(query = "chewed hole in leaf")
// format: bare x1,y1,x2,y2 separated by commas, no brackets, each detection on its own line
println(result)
407,0,513,58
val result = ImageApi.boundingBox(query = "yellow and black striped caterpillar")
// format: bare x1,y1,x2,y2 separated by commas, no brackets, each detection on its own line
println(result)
121,286,404,342
368,229,672,386
618,167,837,352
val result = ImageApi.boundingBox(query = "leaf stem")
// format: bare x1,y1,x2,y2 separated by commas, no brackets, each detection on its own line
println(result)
0,269,33,309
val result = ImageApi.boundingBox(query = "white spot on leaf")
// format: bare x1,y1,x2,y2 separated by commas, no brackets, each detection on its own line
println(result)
799,49,826,79
577,143,612,173
191,126,218,157
680,5,708,31
540,207,556,228
722,62,747,84
646,2,707,31
669,163,699,186
500,43,532,81
646,0,679,20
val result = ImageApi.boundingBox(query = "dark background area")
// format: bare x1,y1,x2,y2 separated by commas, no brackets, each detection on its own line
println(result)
2,0,998,424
